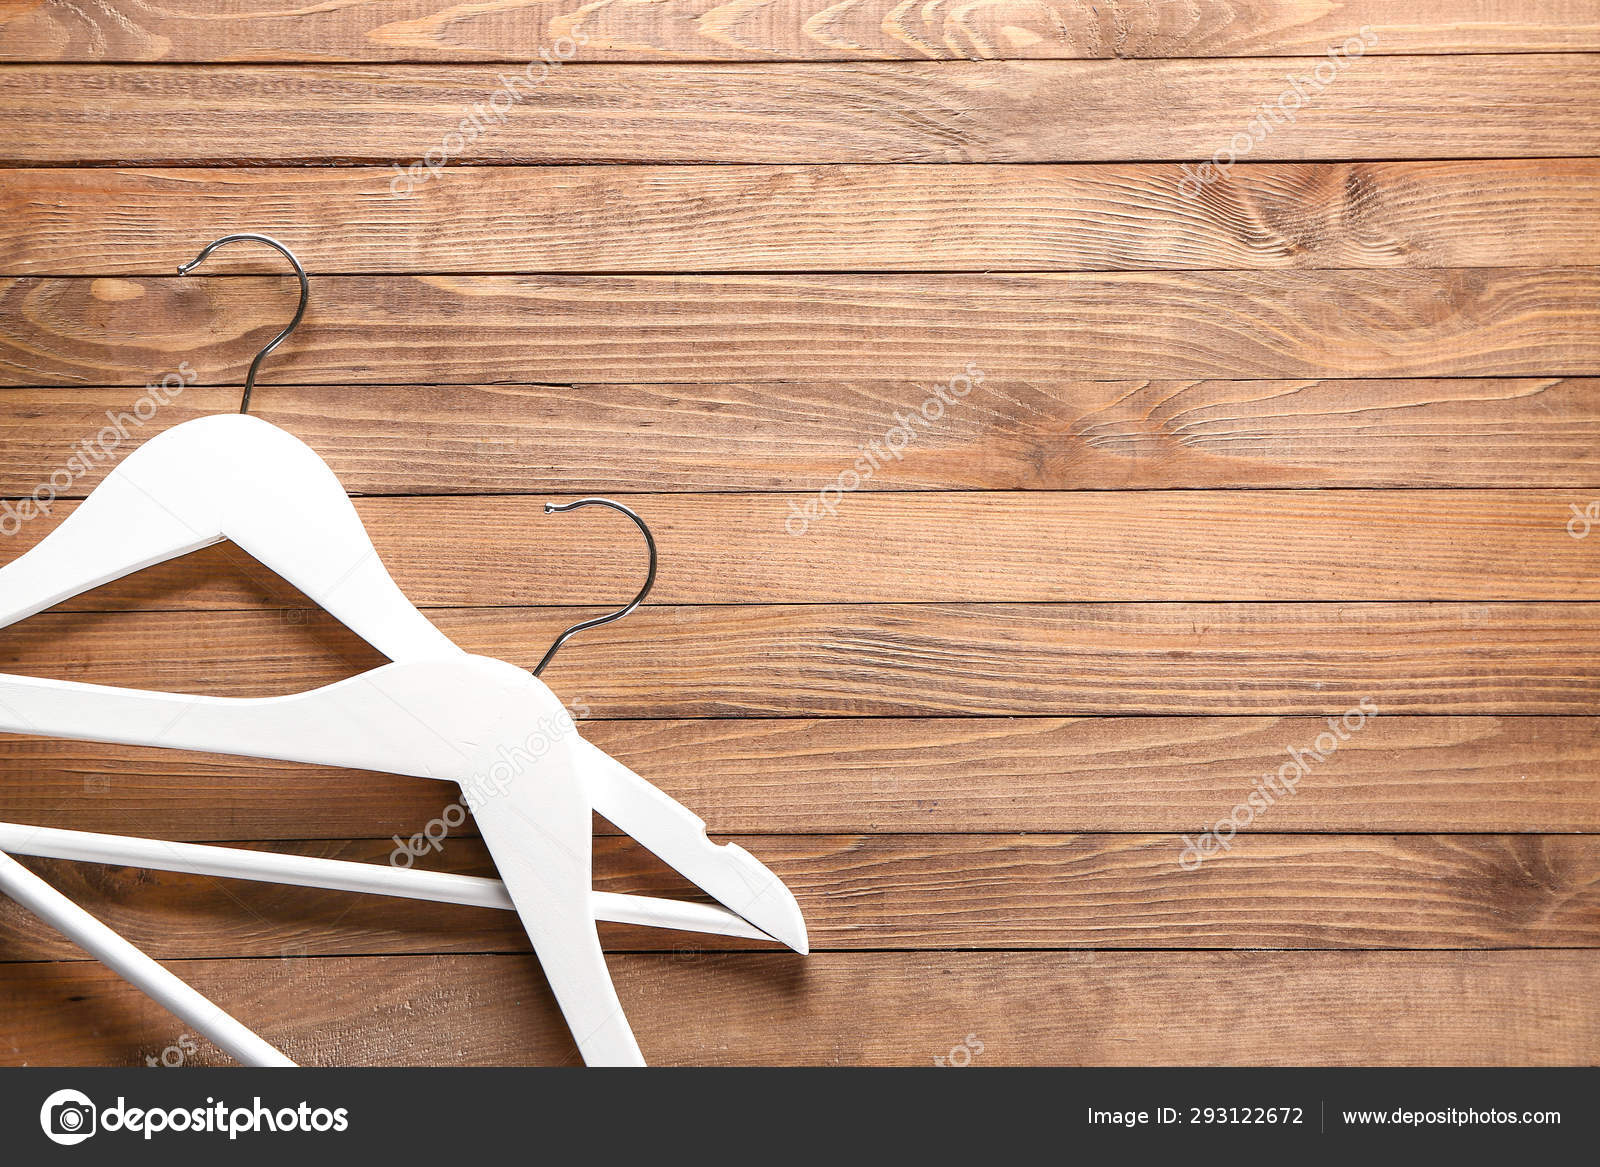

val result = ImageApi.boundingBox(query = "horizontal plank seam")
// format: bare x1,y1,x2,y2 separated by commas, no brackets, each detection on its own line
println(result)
5,945,1595,967
13,600,1600,613
5,712,1597,723
10,49,1600,66
17,262,1600,278
18,266,1600,279
103,831,1600,838
9,55,1600,71
15,155,1600,170
10,488,1600,503
5,372,1593,389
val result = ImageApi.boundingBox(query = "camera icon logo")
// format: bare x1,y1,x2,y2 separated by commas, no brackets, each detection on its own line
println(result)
39,1089,97,1146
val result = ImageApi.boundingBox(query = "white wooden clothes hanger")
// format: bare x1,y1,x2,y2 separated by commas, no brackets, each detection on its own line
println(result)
0,234,808,1067
0,848,295,1066
0,822,773,941
0,411,805,948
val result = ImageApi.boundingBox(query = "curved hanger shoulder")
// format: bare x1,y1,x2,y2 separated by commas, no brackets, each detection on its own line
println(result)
0,655,524,780
0,414,458,663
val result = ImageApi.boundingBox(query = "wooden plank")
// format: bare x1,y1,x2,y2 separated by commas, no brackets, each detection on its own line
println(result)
5,715,1595,839
6,0,1598,63
9,161,1600,275
0,602,1595,715
5,270,1599,386
5,378,1597,493
3,834,1596,960
2,951,1593,1065
2,492,1597,606
7,58,1600,166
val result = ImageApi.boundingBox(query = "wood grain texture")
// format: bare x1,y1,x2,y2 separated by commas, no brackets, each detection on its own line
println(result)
4,834,1597,959
2,19,1596,1073
7,378,1598,494
6,715,1596,839
9,161,1600,275
6,0,1597,62
2,492,1597,606
2,951,1594,1065
0,602,1596,715
5,270,1599,386
7,57,1600,166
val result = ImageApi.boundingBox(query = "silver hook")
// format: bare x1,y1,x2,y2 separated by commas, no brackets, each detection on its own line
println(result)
532,498,658,678
177,233,308,415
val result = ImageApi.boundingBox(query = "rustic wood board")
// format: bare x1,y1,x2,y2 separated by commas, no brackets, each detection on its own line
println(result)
6,1,1597,63
5,270,1600,385
6,162,1600,275
0,491,1595,605
6,379,1599,493
1,952,1594,1066
3,833,1598,958
2,602,1597,715
5,715,1597,838
7,58,1600,165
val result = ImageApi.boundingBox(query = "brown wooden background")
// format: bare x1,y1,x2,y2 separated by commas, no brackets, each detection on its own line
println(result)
0,1,1598,1066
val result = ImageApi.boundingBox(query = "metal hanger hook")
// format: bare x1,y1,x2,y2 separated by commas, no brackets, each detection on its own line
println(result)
177,233,309,415
532,498,658,677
